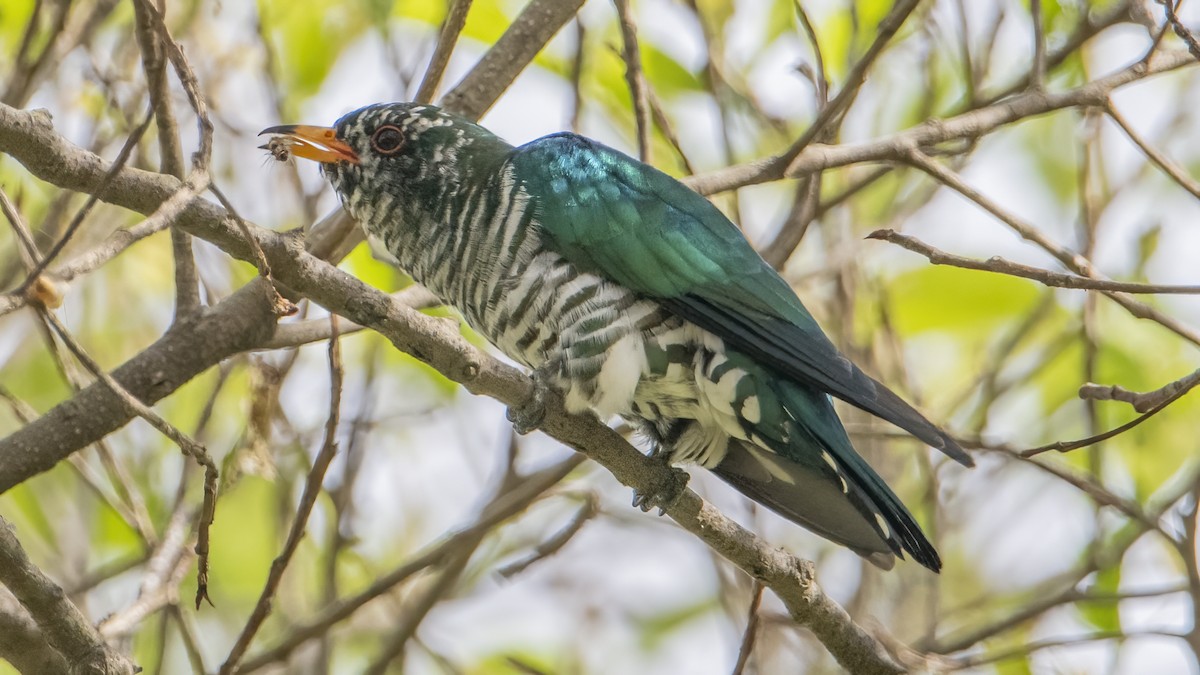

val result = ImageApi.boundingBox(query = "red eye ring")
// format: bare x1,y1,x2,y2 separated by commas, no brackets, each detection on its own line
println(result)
371,125,404,155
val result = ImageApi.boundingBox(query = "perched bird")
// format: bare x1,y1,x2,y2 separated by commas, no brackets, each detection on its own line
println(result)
261,103,972,572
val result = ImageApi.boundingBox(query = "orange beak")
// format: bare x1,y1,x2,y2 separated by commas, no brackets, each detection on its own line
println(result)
258,125,359,164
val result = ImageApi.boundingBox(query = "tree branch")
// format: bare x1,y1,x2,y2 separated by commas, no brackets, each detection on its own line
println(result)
440,0,586,120
867,228,1200,294
684,50,1195,195
0,517,138,674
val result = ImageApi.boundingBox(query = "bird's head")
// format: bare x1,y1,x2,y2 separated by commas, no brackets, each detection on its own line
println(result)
260,102,509,220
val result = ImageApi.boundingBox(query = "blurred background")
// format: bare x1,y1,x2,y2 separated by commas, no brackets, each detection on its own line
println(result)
2,0,1200,672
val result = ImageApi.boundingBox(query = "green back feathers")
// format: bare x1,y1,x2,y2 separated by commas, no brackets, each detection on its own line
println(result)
512,133,970,467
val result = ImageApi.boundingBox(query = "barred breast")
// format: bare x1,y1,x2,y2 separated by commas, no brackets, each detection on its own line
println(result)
356,160,740,469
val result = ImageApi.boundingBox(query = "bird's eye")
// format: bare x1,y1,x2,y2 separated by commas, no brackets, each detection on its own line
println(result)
371,126,404,155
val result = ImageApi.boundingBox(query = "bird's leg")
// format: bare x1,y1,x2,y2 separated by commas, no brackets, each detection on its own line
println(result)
631,444,689,516
507,360,559,435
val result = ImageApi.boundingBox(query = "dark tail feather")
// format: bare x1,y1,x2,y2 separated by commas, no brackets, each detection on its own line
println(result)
713,439,941,572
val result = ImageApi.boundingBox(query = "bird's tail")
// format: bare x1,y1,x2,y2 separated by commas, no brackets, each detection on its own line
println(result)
710,376,941,572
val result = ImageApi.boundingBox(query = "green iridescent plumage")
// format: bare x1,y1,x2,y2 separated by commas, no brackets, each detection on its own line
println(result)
513,134,969,464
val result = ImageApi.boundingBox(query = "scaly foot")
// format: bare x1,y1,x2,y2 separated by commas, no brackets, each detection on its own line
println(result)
506,363,556,435
632,448,689,515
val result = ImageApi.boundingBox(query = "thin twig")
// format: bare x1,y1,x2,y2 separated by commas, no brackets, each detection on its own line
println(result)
133,0,199,318
684,47,1194,195
1105,97,1200,200
133,0,213,169
731,582,764,675
362,536,482,675
0,174,208,318
497,495,597,578
17,106,154,292
901,147,1200,347
208,183,296,316
613,0,652,162
237,456,585,673
1020,372,1200,457
1079,369,1200,413
220,316,344,674
38,309,220,609
1029,0,1047,89
778,0,921,171
867,228,1200,294
415,0,474,104
953,629,1185,669
1160,0,1200,60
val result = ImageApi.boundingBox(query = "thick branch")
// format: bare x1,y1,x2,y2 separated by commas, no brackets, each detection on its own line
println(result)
0,588,72,675
0,517,137,674
0,277,278,492
440,0,586,120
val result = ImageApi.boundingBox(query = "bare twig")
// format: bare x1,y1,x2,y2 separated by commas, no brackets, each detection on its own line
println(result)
777,0,921,171
17,106,153,292
0,516,138,674
362,536,482,675
613,0,652,162
867,228,1200,294
1021,373,1200,457
415,0,474,104
497,495,597,577
901,147,1200,347
952,629,1185,669
1160,0,1200,60
238,456,585,673
0,175,208,318
38,310,220,609
441,0,587,120
1105,98,1200,200
731,582,764,675
220,316,345,674
1079,369,1200,413
133,0,212,170
208,183,296,316
132,0,199,318
1029,0,1047,89
684,49,1195,195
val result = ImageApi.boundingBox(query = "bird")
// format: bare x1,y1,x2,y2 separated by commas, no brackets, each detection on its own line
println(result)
261,102,972,572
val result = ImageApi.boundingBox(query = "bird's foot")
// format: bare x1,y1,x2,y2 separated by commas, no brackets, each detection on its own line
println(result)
632,450,689,516
507,364,554,435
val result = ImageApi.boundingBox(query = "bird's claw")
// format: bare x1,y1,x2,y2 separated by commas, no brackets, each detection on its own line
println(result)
507,365,553,434
632,456,689,516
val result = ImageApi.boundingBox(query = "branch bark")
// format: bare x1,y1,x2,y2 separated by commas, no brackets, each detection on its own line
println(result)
440,0,586,120
0,517,138,674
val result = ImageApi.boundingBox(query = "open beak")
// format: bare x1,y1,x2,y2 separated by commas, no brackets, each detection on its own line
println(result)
258,125,359,165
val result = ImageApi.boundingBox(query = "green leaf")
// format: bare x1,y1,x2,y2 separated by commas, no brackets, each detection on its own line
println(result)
642,45,702,96
204,476,279,604
636,597,720,650
0,0,36,48
1078,564,1122,632
258,0,374,111
1133,223,1161,280
887,265,1043,337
